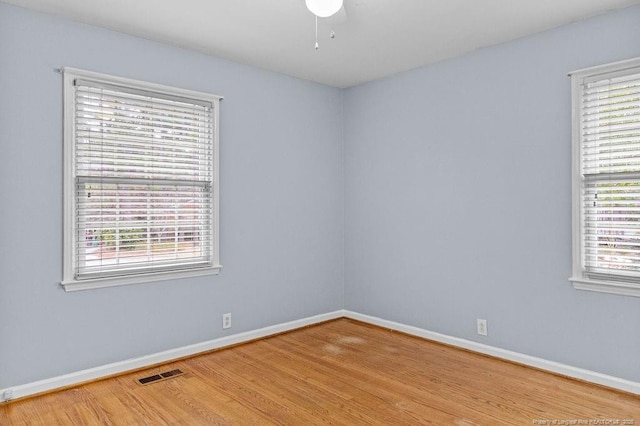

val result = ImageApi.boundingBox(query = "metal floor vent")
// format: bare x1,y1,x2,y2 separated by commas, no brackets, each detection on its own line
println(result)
137,369,185,385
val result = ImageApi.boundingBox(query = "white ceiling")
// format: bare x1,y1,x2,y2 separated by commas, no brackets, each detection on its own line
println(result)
5,0,640,87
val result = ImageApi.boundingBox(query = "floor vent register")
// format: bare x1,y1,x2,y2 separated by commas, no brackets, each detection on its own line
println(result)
137,369,185,385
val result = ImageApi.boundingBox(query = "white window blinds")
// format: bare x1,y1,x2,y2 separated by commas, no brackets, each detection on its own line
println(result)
64,70,220,286
579,66,640,282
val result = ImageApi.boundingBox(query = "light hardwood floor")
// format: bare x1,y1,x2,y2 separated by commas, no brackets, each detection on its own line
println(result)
1,318,639,425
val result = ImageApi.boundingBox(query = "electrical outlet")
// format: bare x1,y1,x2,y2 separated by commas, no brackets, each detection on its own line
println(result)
222,313,231,329
477,319,488,336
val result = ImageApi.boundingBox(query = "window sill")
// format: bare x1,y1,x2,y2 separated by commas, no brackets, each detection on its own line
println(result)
61,265,222,292
569,276,640,298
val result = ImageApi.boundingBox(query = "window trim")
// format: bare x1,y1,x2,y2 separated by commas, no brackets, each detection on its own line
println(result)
569,56,640,298
61,67,222,291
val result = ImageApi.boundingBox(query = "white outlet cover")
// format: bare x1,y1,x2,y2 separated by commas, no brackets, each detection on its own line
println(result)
477,319,488,336
222,313,231,329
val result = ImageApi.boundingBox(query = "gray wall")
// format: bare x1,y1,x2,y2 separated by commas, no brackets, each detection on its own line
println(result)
344,6,640,381
0,2,344,388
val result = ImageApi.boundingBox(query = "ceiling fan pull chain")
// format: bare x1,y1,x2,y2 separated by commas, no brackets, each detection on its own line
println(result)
315,15,319,50
330,15,335,39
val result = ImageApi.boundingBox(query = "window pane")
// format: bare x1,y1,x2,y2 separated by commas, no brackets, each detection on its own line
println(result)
584,180,640,274
76,182,212,279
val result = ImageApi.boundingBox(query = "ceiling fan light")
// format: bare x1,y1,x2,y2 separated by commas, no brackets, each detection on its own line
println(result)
305,0,344,18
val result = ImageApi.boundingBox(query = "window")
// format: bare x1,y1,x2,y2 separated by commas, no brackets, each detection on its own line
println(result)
62,68,222,291
570,57,640,297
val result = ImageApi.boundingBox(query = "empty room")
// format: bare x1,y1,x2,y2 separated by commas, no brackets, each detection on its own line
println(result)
1,0,640,424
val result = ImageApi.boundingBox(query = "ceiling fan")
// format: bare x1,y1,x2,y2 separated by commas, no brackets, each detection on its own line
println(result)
305,0,347,50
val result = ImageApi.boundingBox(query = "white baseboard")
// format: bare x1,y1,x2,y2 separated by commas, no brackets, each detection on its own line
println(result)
3,309,638,403
0,310,344,402
344,310,640,395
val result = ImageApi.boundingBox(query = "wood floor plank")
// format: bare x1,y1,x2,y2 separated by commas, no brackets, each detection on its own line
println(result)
1,318,639,425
